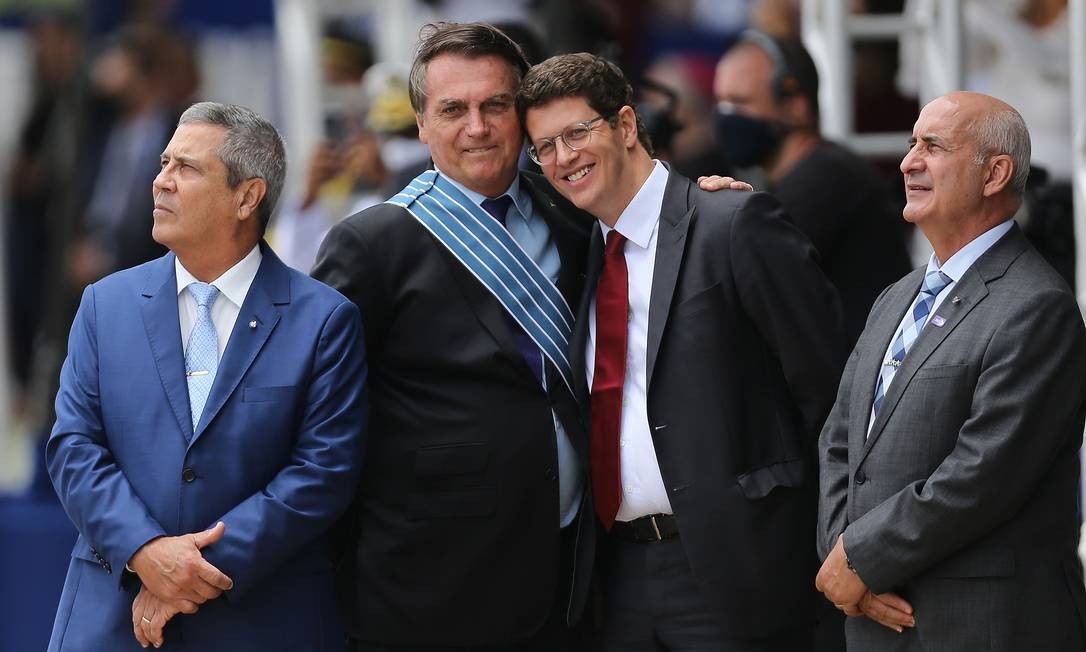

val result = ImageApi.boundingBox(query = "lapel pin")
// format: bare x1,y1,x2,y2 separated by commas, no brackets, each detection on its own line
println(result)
931,315,947,327
951,296,961,305
248,320,258,329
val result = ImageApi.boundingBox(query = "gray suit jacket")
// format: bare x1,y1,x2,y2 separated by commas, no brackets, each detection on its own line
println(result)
818,224,1086,651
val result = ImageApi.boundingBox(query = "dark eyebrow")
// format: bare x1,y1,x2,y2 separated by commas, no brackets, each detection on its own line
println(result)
433,98,466,109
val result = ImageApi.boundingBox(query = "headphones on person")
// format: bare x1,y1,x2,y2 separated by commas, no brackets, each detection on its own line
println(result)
738,29,803,101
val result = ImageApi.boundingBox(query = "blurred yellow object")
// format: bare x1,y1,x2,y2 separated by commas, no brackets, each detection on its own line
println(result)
366,76,415,134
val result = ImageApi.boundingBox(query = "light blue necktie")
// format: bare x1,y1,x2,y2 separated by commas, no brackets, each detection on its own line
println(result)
186,282,220,431
871,270,953,421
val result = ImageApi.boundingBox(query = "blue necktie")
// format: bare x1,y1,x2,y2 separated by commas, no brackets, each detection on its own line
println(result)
481,195,545,385
871,270,953,421
186,282,220,431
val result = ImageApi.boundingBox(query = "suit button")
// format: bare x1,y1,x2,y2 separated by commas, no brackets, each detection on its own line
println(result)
182,468,197,483
854,470,867,485
545,467,557,481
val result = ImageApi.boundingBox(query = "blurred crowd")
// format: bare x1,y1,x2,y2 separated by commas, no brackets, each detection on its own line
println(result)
0,0,1075,476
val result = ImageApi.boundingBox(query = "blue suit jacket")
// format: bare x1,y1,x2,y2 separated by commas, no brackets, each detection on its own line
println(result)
46,244,366,651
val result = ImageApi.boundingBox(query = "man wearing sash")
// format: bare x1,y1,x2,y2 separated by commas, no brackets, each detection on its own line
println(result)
517,54,846,651
312,23,596,651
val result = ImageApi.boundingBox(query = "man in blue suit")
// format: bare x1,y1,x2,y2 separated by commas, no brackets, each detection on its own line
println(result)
46,102,367,650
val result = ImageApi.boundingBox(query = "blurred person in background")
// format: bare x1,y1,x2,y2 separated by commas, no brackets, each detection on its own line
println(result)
67,24,186,289
275,62,429,273
4,11,83,421
640,54,734,181
714,31,911,347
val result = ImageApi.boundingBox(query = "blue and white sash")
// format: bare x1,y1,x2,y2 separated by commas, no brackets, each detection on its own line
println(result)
388,170,575,392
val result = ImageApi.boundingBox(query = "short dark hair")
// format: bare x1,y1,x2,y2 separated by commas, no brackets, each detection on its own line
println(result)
516,53,654,156
408,22,529,114
178,102,286,233
738,30,820,123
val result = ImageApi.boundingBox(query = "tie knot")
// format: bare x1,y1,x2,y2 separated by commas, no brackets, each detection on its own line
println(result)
481,195,514,225
921,271,952,297
605,230,627,255
188,282,220,308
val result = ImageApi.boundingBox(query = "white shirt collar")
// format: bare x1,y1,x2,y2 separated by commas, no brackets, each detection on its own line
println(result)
600,160,668,250
435,165,531,224
175,244,263,308
926,220,1014,281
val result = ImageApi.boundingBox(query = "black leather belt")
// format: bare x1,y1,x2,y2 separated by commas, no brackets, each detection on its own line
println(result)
610,513,679,542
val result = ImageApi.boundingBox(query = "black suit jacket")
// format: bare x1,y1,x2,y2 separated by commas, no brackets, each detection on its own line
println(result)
312,172,595,646
570,170,847,638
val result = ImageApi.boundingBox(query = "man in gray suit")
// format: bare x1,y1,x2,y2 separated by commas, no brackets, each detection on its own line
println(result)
816,91,1086,650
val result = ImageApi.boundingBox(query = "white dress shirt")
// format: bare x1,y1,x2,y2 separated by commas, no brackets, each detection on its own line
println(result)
868,219,1013,432
586,160,672,522
175,245,262,359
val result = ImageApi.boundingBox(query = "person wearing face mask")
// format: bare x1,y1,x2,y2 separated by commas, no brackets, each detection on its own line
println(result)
714,31,911,347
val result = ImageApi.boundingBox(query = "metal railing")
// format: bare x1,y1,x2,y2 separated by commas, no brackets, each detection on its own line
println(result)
799,0,963,157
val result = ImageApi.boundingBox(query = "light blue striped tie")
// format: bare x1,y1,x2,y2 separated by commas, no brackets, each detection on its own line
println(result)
871,270,953,420
186,282,220,431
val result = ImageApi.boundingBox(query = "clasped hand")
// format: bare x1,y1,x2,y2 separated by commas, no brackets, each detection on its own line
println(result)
128,521,233,648
815,534,916,633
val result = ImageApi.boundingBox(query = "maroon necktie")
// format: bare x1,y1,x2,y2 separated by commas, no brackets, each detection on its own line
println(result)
591,230,628,531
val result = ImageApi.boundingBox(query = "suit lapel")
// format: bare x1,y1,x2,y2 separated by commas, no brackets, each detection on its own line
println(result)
859,225,1028,459
646,172,693,388
190,244,284,446
571,223,604,403
848,272,920,455
139,253,192,440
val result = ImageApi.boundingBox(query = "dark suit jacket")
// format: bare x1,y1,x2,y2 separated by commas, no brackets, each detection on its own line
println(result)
818,225,1086,651
47,244,366,650
774,141,912,346
311,172,595,646
570,170,847,638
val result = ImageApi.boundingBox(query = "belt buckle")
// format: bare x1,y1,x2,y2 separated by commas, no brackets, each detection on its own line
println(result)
649,515,662,541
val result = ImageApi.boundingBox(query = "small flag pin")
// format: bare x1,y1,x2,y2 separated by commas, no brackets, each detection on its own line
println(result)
931,315,947,327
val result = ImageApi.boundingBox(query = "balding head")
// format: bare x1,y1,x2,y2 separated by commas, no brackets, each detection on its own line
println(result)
901,92,1029,260
944,92,1030,197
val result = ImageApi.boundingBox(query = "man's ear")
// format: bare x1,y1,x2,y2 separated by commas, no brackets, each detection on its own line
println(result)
982,154,1014,198
618,105,639,148
416,112,429,145
780,94,813,129
236,178,267,222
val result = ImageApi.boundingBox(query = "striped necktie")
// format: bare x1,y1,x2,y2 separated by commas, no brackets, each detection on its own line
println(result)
871,270,953,421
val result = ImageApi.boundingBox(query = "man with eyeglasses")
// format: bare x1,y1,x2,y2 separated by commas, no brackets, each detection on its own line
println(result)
518,53,846,652
312,22,740,652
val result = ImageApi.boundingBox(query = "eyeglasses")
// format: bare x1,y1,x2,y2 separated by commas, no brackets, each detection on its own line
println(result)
527,115,608,165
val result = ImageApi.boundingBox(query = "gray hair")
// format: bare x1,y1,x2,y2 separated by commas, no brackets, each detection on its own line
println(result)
408,22,528,114
178,101,286,232
967,107,1031,197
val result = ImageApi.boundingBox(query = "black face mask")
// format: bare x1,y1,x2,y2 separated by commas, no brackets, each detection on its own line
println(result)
713,109,783,168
